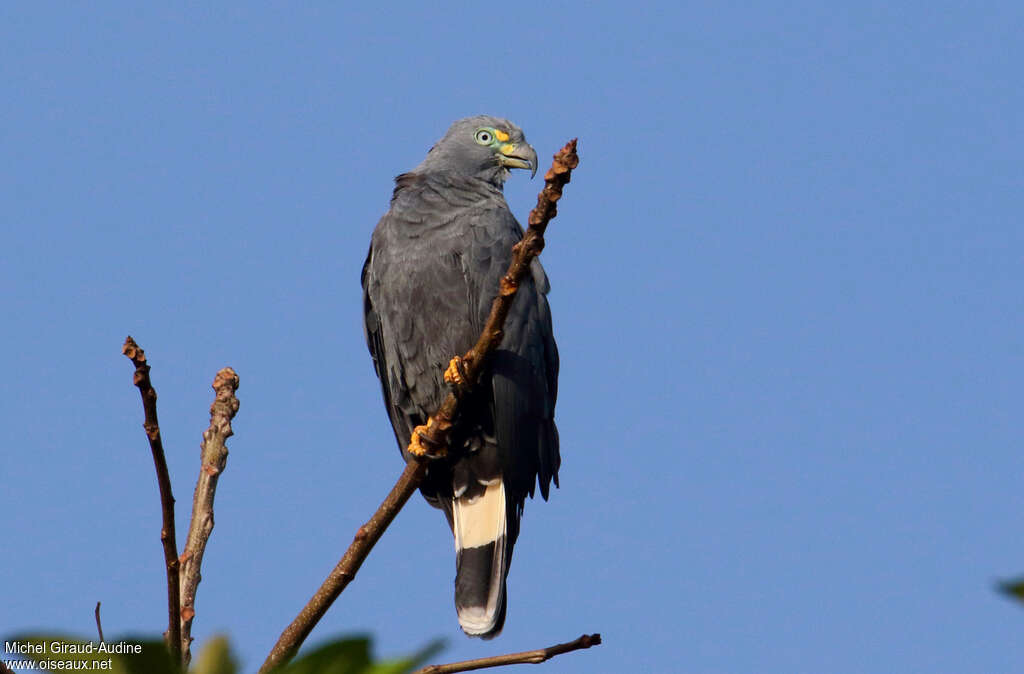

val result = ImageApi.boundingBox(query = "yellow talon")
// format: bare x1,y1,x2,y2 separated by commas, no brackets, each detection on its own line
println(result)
444,357,466,386
408,419,447,458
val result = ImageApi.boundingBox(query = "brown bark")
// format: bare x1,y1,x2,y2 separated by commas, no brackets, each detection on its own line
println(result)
413,633,602,674
179,367,240,664
121,336,182,665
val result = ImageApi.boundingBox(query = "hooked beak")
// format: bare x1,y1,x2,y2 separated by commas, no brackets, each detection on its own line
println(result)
498,142,538,178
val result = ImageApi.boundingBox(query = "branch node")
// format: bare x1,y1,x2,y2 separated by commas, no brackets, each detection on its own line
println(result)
499,277,518,296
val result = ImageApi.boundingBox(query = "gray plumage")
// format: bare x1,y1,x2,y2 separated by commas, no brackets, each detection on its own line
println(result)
361,116,559,638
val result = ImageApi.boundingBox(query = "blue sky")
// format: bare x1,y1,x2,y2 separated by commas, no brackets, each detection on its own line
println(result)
3,2,1023,672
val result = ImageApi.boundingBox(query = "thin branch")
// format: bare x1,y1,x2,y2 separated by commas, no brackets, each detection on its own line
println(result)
258,460,427,673
258,139,580,673
94,601,104,642
412,633,602,674
122,336,182,665
179,367,240,664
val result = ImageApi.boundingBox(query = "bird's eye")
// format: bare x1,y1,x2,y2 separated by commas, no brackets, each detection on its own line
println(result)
475,129,493,145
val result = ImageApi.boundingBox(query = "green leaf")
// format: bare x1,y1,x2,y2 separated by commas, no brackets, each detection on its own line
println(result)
998,577,1024,603
110,637,177,674
366,639,445,674
192,635,238,674
278,636,373,674
275,635,445,674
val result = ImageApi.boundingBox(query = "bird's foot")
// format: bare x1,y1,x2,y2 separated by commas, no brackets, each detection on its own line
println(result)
408,418,448,458
443,356,471,395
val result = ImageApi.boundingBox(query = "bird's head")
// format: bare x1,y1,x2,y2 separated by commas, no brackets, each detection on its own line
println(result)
414,115,538,185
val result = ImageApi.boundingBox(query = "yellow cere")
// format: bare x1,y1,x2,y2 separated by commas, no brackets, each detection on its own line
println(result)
500,143,516,155
494,129,510,142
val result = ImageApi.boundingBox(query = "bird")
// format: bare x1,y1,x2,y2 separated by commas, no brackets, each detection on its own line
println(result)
361,115,560,638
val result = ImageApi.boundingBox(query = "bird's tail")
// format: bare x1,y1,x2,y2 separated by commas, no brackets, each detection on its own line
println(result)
452,480,508,638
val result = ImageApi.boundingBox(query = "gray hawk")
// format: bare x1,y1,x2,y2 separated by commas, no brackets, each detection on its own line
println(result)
361,116,560,638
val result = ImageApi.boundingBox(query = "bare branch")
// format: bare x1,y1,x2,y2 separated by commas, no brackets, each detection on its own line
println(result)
412,633,602,674
259,459,428,673
179,367,240,664
259,139,580,673
121,336,182,665
94,601,104,642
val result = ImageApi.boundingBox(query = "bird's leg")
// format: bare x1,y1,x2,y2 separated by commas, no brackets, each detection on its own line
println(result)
443,355,472,396
408,418,448,458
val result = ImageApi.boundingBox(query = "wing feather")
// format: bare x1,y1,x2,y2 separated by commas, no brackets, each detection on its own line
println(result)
363,172,559,512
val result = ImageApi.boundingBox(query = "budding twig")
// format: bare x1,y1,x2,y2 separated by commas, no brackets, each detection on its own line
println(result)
122,336,182,664
179,367,240,664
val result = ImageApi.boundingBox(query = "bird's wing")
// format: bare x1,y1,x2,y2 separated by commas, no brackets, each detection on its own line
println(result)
362,245,413,453
364,175,559,500
483,215,560,505
363,174,503,458
364,172,560,639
